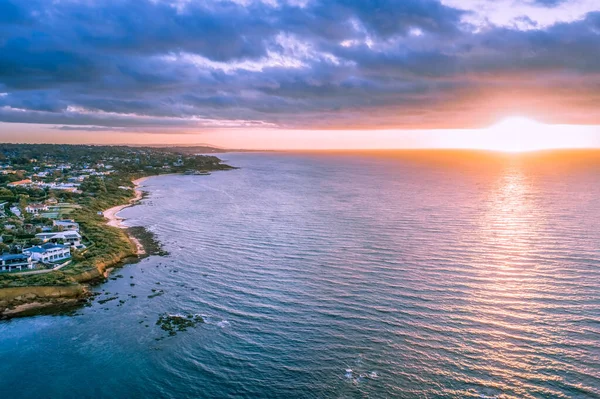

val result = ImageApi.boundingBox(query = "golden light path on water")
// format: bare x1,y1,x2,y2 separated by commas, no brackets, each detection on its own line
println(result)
467,165,547,397
454,158,597,398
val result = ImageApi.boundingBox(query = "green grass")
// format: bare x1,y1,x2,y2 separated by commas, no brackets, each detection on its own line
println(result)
41,212,60,218
0,270,76,287
57,204,82,209
57,203,82,208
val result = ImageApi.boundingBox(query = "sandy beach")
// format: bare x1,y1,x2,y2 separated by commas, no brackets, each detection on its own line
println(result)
103,176,151,255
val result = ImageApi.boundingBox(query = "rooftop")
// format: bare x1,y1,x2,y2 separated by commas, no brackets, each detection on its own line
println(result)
25,243,68,253
7,179,32,186
26,204,48,209
0,253,30,261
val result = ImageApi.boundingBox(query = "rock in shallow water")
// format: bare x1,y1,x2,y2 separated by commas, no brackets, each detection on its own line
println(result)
156,313,204,336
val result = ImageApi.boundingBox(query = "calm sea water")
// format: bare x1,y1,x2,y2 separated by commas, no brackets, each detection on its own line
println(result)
2,151,600,399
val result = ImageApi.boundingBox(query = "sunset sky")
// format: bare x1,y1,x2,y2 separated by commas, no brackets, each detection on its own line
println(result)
0,0,599,149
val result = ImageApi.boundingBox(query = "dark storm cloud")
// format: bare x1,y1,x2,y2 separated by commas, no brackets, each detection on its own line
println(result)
0,0,598,130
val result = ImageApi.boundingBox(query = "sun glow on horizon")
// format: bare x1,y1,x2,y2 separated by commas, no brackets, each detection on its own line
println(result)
482,117,547,153
0,118,598,151
465,117,597,153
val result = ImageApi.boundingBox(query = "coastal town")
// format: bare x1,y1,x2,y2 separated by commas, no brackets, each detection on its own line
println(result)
0,144,232,317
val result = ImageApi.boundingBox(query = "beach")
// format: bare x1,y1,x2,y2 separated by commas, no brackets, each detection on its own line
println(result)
102,176,150,255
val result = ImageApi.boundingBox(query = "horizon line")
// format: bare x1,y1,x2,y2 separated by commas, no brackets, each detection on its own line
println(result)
2,142,600,154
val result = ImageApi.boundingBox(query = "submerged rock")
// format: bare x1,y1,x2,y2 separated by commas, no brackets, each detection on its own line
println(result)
148,290,164,298
156,313,204,336
97,296,118,304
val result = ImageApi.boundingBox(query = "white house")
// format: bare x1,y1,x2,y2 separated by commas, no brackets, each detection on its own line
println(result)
52,219,80,232
36,231,83,248
24,243,71,264
68,175,88,182
25,203,49,214
0,253,33,272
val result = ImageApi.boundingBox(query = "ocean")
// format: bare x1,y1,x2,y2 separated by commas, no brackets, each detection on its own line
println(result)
1,151,600,398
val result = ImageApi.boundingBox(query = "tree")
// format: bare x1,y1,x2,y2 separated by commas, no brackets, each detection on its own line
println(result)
19,195,28,213
28,238,43,246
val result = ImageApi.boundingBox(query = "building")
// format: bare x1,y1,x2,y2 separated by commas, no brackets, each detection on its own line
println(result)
25,203,49,214
36,231,83,248
0,253,33,272
24,243,71,264
7,179,32,187
52,219,80,232
50,185,82,194
68,175,88,182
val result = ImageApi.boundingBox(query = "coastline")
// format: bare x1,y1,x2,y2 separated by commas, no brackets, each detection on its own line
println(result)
0,175,159,319
103,176,151,256
0,156,235,319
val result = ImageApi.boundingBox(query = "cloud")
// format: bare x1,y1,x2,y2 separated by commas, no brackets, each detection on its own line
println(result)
52,126,130,132
530,0,568,7
0,0,598,131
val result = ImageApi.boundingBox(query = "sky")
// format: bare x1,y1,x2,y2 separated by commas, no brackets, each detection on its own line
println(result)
0,0,599,149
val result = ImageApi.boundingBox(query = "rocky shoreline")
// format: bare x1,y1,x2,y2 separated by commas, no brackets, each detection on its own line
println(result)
0,176,166,319
127,227,169,257
0,285,89,319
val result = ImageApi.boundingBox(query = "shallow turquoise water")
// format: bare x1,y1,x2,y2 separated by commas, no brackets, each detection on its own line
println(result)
1,152,600,398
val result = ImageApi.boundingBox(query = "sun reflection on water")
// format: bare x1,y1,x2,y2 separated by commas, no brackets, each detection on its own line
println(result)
453,160,583,398
480,162,542,268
